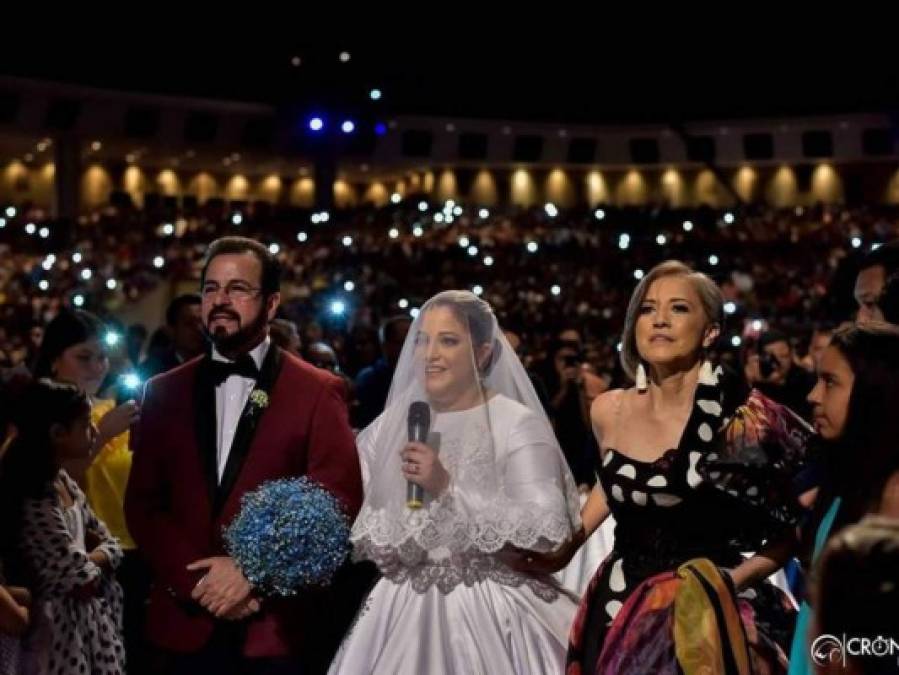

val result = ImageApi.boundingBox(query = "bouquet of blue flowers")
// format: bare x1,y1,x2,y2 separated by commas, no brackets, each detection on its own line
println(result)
224,477,350,596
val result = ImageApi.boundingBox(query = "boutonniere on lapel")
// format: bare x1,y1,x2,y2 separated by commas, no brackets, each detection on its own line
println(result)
248,389,270,415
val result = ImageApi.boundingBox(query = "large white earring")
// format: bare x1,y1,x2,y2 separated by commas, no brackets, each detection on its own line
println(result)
698,359,716,385
636,362,649,393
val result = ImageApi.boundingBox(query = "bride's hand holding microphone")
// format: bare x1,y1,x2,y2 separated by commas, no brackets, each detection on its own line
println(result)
400,441,449,498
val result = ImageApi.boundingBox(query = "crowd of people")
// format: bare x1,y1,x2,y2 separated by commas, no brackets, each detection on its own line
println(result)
3,199,898,377
3,200,898,489
1,194,899,673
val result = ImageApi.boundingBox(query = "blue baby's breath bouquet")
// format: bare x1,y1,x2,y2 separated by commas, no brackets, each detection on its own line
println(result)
224,477,350,596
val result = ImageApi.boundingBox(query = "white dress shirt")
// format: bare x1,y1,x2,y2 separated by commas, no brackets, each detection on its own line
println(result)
213,337,270,482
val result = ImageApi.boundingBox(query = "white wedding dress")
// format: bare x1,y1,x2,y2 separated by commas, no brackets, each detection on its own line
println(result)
329,395,578,675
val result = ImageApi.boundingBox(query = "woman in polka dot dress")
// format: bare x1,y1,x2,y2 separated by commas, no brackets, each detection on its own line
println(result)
508,261,810,674
0,380,124,675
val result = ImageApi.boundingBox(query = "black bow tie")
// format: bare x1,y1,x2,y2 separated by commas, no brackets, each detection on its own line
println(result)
209,354,260,386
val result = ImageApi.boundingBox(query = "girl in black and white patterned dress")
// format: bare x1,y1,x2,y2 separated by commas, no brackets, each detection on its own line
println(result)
0,380,124,675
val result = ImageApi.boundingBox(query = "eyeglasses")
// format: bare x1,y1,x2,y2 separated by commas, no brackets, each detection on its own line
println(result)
201,282,263,302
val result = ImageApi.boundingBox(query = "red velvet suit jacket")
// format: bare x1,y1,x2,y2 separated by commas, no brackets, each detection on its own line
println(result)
124,346,363,657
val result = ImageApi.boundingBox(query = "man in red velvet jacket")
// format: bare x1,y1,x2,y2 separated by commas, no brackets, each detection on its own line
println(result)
125,236,362,674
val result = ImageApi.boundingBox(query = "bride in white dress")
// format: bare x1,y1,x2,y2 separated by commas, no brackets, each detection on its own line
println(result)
329,290,582,675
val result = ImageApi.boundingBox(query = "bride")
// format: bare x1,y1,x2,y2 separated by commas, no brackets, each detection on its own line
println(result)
329,290,582,674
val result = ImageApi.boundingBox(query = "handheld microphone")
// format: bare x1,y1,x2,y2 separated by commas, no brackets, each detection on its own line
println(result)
406,401,431,509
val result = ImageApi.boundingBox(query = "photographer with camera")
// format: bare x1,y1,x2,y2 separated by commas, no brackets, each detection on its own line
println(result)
745,329,816,422
543,332,606,489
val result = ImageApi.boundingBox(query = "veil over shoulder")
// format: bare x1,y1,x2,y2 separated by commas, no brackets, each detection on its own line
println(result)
350,290,582,576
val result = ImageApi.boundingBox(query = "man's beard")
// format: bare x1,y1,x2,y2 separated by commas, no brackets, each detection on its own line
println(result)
205,307,268,354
